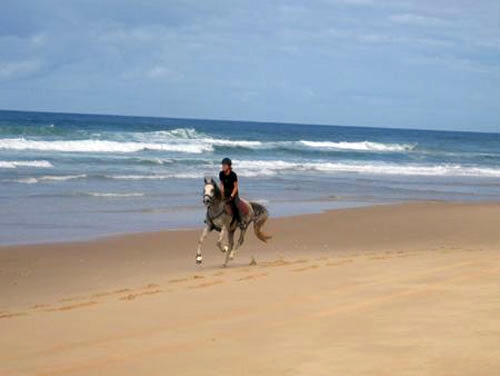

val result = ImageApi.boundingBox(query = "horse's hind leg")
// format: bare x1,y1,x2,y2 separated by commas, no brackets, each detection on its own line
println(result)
227,226,248,264
237,226,248,248
227,230,236,261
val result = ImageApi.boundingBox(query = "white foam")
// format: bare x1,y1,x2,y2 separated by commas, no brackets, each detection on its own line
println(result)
299,140,415,152
0,138,213,154
208,139,263,148
128,128,204,142
5,174,87,184
134,130,263,148
38,174,87,181
0,160,53,168
86,192,145,197
235,160,500,178
123,128,413,153
145,128,205,140
107,172,204,180
11,177,39,184
313,162,500,177
237,160,299,171
136,157,174,165
0,126,416,155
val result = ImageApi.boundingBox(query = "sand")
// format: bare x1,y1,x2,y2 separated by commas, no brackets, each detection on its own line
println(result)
1,201,500,375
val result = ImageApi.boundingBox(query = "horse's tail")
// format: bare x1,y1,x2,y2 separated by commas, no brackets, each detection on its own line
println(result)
250,202,272,243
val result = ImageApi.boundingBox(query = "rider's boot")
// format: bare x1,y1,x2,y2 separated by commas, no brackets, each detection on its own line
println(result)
234,204,244,230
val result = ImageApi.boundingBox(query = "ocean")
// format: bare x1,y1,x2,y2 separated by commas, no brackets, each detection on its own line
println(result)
1,109,499,245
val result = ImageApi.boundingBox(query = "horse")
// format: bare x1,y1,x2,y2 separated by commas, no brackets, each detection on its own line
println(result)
196,177,271,266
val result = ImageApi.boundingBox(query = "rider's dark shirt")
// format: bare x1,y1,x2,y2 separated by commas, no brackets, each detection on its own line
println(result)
219,170,238,198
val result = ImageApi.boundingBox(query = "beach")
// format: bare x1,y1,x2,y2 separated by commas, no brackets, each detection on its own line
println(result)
2,0,500,373
1,201,500,375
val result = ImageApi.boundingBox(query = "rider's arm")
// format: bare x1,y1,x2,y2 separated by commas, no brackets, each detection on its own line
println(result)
218,171,225,197
219,182,225,198
231,181,238,199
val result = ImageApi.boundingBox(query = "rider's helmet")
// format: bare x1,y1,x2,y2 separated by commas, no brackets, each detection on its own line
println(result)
221,157,232,166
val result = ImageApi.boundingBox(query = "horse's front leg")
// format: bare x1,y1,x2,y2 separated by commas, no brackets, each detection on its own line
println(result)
196,226,210,264
224,230,237,267
216,225,227,254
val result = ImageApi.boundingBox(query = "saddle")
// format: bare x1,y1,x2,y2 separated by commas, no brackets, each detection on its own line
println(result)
224,198,251,217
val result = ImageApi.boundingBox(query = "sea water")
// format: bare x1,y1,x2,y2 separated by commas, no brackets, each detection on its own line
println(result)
1,110,499,245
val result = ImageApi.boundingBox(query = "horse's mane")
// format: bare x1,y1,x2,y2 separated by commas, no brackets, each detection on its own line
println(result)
209,178,222,200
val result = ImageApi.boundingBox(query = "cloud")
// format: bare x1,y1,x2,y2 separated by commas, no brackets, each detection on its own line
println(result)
0,59,41,79
97,25,166,43
407,54,500,77
30,33,47,46
146,66,183,80
389,13,447,26
328,0,378,6
0,1,498,130
121,64,184,81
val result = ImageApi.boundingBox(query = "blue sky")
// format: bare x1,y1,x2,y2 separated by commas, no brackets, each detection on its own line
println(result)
1,1,499,132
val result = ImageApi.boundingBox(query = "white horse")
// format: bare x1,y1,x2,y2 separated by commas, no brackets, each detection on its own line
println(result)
196,177,271,266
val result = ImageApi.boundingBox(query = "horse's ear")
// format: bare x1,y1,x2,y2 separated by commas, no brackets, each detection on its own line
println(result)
204,176,210,184
211,178,217,185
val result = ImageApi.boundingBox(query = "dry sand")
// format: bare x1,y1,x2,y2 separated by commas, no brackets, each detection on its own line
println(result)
1,201,500,375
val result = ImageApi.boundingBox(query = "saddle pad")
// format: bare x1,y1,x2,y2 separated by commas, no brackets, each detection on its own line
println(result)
238,199,251,215
224,199,251,216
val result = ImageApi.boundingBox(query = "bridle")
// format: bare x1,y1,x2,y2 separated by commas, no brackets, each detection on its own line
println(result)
202,182,215,205
203,182,226,224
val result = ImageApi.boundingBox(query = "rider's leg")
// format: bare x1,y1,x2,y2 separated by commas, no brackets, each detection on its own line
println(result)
233,196,244,228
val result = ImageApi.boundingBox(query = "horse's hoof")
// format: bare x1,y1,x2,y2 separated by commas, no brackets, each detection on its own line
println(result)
196,256,203,264
229,252,235,260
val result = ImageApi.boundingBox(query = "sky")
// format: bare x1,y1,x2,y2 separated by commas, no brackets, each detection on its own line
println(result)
0,1,499,132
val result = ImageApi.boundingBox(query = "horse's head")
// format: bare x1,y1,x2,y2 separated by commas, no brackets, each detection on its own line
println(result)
202,177,219,206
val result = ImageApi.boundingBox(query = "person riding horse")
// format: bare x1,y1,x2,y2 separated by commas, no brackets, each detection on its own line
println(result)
219,157,242,228
197,172,271,266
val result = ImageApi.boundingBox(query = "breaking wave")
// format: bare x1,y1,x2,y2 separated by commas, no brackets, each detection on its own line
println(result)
84,192,145,198
0,138,213,154
4,174,86,184
0,127,415,155
298,140,415,152
0,160,53,168
106,173,203,180
236,160,500,178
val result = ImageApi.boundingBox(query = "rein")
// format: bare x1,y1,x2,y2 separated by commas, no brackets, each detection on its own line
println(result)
204,189,226,221
207,204,226,221
203,182,229,230
204,201,226,232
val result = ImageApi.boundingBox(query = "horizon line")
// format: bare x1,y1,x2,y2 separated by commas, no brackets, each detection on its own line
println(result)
0,107,498,136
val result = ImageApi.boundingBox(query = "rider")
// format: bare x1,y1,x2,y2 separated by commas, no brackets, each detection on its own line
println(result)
219,157,242,227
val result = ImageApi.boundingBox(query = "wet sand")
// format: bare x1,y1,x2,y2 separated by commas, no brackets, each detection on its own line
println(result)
1,201,500,375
